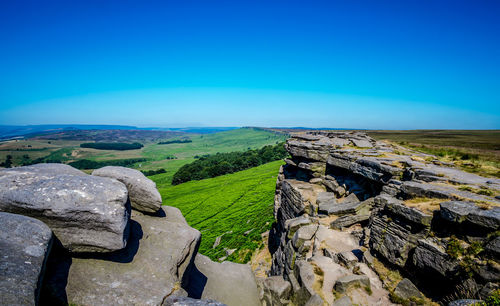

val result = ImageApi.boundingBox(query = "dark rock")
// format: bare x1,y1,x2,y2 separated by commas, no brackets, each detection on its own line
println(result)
0,212,53,306
394,278,423,300
485,237,500,257
65,206,201,305
412,239,459,277
93,166,162,213
0,165,130,252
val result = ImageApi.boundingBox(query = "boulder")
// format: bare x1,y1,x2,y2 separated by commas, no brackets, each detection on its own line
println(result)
65,206,201,305
0,212,53,306
337,251,359,268
93,166,162,213
394,278,423,300
0,165,130,252
187,254,260,306
334,274,370,293
261,276,292,305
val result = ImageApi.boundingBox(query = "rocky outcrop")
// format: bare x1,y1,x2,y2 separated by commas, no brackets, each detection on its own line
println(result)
262,131,500,305
64,206,201,305
92,166,162,213
0,163,233,306
0,164,130,252
0,212,53,306
187,254,261,306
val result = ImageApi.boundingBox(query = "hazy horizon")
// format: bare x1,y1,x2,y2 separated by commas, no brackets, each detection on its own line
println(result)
1,1,499,129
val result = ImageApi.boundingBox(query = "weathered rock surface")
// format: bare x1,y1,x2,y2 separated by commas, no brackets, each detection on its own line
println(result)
187,254,260,306
394,278,423,300
0,212,53,306
0,164,130,252
65,206,201,305
334,274,370,293
93,166,162,213
162,296,227,306
261,276,292,305
265,131,500,305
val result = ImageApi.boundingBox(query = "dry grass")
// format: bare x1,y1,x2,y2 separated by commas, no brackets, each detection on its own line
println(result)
371,258,403,292
403,197,443,214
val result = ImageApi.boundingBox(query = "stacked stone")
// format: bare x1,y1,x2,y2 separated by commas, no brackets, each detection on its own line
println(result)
0,164,260,306
262,131,500,305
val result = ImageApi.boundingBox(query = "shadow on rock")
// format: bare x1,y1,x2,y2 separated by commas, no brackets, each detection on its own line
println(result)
141,207,167,218
39,237,71,306
185,262,208,299
74,220,143,263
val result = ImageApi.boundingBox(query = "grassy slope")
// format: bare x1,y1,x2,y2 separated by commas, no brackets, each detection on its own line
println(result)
368,130,500,178
138,127,287,183
153,160,283,263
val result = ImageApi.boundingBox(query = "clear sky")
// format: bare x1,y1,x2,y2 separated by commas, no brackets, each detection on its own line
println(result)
0,0,499,129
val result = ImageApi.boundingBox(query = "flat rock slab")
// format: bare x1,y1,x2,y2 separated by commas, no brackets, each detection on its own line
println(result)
0,163,87,177
0,212,53,306
93,166,162,213
351,139,373,148
66,206,201,306
187,254,260,306
162,296,227,306
0,164,130,252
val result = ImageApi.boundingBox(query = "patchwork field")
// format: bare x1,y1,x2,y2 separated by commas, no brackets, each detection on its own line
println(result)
0,128,287,182
153,160,283,263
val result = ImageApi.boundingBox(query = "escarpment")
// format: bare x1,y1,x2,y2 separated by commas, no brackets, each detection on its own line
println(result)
259,132,500,305
0,164,259,306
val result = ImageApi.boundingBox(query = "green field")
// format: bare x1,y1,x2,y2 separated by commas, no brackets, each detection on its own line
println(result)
0,128,288,182
367,130,500,178
153,160,283,263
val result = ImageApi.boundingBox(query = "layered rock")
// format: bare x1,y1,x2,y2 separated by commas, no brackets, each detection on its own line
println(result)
0,164,130,252
92,166,162,213
263,131,500,305
0,212,53,306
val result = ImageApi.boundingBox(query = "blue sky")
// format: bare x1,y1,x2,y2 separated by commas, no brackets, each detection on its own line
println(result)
0,0,499,129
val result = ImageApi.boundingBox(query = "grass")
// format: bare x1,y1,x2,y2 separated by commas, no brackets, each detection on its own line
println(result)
153,160,283,263
0,128,288,183
367,130,500,178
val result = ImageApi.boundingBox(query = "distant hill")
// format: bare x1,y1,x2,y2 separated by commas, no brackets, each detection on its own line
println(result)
0,125,239,140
